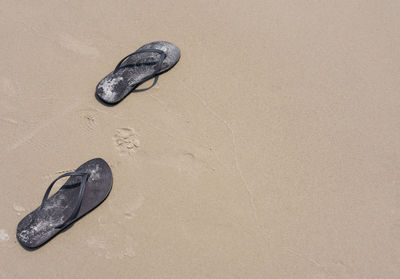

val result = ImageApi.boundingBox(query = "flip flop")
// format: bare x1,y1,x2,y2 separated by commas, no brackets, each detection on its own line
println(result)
95,41,181,104
16,158,113,249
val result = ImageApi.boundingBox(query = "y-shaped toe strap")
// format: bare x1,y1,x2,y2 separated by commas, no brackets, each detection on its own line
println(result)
113,48,167,74
40,172,89,229
112,48,166,92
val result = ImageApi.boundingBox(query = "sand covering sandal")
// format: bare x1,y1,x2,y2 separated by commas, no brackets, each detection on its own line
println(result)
96,41,181,104
16,158,112,249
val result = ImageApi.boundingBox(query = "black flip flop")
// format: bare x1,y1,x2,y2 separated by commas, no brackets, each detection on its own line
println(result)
16,158,113,249
95,41,181,104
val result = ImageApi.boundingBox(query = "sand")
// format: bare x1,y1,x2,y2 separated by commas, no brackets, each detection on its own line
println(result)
0,0,399,278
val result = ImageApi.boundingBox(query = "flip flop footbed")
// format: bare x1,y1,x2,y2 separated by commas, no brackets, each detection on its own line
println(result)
16,158,112,249
96,41,180,104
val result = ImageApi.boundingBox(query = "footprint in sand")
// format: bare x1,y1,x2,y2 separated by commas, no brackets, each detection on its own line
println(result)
113,128,140,156
78,109,98,131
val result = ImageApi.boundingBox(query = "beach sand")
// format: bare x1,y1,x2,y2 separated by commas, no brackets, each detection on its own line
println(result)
1,0,399,278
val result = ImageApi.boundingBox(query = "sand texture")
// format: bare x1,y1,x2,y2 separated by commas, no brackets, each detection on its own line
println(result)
0,0,399,278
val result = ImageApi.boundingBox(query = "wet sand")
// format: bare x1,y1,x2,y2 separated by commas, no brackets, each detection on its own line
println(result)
1,0,399,278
